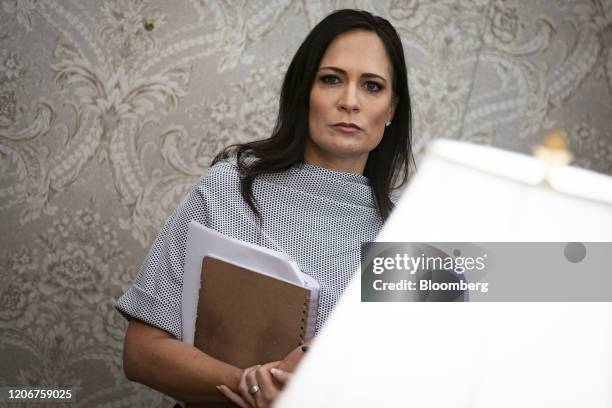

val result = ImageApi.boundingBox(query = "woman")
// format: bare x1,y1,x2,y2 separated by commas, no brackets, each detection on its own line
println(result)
116,8,413,408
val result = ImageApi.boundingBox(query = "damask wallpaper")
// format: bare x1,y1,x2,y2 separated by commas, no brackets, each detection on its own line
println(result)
1,0,611,407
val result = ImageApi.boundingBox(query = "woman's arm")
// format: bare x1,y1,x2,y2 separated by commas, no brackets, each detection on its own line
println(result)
123,319,242,403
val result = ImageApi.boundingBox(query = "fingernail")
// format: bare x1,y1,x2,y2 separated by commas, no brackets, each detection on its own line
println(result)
270,368,282,376
216,385,221,390
301,346,309,353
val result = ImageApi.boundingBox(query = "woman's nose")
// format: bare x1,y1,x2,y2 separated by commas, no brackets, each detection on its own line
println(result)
337,84,360,112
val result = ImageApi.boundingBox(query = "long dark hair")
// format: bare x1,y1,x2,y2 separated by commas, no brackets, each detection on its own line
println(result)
213,9,413,221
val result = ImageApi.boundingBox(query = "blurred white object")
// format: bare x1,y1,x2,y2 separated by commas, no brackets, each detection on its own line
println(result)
275,139,612,408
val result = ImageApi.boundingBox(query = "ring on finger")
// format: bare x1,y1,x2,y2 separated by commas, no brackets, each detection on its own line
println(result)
248,384,260,395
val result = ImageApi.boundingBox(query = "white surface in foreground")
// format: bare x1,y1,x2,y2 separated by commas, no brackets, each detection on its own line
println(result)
275,140,612,408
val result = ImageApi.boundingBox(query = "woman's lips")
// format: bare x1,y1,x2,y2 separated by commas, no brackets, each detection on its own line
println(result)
331,124,362,134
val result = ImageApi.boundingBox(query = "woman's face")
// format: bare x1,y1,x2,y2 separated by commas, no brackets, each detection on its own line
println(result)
306,29,396,174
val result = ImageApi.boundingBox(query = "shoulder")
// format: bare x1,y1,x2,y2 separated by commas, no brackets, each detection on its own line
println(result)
198,159,241,188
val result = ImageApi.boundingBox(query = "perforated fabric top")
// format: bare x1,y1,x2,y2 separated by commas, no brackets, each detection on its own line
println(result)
115,160,384,340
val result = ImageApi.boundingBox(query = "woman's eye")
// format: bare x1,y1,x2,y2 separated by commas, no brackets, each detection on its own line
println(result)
320,75,339,85
364,81,383,93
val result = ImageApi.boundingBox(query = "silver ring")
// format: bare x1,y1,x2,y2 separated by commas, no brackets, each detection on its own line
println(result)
248,384,260,395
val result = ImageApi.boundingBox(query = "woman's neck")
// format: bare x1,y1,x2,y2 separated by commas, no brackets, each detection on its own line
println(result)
303,144,368,176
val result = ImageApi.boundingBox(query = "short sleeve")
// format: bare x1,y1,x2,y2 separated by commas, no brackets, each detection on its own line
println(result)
115,175,211,340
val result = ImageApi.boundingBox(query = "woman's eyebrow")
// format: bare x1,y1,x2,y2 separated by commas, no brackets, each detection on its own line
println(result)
318,66,388,83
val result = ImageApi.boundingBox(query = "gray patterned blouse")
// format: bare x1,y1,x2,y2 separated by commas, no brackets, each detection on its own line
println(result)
116,160,384,339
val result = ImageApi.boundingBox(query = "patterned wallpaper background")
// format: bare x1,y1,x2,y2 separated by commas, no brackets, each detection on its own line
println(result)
1,0,611,407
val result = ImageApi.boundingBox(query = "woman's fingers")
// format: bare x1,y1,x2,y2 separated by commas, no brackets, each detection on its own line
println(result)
232,362,289,407
247,365,269,407
238,365,260,407
270,367,293,385
255,363,282,403
217,385,251,408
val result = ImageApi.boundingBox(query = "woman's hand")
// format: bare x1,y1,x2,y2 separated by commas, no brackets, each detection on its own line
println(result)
217,361,284,408
216,340,311,407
